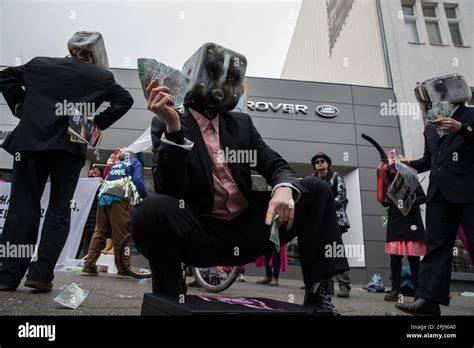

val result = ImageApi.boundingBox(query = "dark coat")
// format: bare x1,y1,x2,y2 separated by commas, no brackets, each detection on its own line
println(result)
409,104,474,204
150,109,305,215
310,170,350,232
0,56,133,157
383,185,427,242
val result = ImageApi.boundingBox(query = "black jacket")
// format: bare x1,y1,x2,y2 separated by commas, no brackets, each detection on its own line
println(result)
0,56,133,157
310,170,350,232
382,185,426,242
150,109,305,215
410,104,474,204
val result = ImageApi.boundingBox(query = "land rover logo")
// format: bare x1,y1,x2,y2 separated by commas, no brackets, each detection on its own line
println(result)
316,105,339,118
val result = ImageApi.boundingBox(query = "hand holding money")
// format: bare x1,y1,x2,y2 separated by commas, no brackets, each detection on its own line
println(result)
146,81,181,133
432,117,462,134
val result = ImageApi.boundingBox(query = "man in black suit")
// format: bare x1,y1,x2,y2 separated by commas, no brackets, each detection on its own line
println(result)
396,74,474,315
131,43,349,315
0,31,133,292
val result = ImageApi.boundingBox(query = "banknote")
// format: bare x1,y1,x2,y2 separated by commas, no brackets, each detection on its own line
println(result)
54,282,89,310
269,214,280,252
426,101,453,137
137,58,189,113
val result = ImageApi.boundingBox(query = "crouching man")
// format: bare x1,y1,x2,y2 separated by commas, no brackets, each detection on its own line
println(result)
130,43,349,315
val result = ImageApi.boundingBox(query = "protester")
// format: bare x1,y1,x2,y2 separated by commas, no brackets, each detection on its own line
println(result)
131,43,349,315
255,247,288,286
396,74,474,315
82,151,148,278
382,151,426,302
308,152,351,298
256,185,288,286
0,31,133,292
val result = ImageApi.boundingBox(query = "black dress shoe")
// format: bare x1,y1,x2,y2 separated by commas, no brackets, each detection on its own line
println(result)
396,298,440,316
303,281,341,316
24,279,53,293
384,289,399,302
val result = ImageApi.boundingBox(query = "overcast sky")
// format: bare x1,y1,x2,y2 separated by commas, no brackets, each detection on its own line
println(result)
0,0,302,78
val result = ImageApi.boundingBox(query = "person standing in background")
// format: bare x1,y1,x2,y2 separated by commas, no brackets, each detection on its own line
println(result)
256,185,288,286
382,151,426,302
309,152,351,298
82,151,148,278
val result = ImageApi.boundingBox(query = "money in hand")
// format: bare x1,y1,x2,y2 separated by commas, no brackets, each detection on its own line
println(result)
137,58,190,113
269,214,280,252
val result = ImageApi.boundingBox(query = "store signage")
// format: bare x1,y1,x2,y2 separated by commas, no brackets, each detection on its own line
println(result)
247,101,308,114
247,100,339,119
315,105,339,118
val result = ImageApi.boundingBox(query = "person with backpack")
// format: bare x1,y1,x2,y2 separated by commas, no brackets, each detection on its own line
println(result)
82,151,148,277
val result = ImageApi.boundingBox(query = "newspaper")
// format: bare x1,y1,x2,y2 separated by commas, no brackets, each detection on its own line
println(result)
385,155,421,216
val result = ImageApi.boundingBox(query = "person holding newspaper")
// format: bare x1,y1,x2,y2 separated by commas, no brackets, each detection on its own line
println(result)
0,31,133,292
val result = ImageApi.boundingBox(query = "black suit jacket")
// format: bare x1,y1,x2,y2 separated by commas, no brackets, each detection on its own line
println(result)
410,104,474,204
150,109,305,215
0,56,133,157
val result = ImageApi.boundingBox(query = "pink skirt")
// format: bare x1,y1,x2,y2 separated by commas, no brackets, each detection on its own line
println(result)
385,241,426,257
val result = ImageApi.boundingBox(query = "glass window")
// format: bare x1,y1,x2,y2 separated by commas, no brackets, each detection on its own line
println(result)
449,23,463,46
402,5,414,16
405,20,420,42
422,4,437,17
444,6,457,19
426,21,442,44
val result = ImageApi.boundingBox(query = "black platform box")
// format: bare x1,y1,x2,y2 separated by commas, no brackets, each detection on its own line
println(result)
141,293,313,316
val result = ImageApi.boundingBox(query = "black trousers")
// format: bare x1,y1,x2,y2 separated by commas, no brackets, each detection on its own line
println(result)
0,150,83,287
264,249,281,278
389,254,420,290
418,190,474,305
131,177,349,295
328,270,351,292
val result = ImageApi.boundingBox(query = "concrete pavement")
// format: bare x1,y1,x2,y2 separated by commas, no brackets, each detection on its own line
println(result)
0,269,473,316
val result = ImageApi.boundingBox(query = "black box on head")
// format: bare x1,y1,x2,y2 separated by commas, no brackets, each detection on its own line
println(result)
182,42,247,113
141,293,312,316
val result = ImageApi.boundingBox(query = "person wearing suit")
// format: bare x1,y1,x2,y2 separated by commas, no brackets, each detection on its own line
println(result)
396,74,474,315
131,43,349,315
0,31,133,292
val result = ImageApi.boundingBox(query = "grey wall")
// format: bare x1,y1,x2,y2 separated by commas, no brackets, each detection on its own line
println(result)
0,66,400,283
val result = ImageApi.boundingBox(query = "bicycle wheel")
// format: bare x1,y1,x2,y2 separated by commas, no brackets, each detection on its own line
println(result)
119,234,152,279
192,266,240,293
